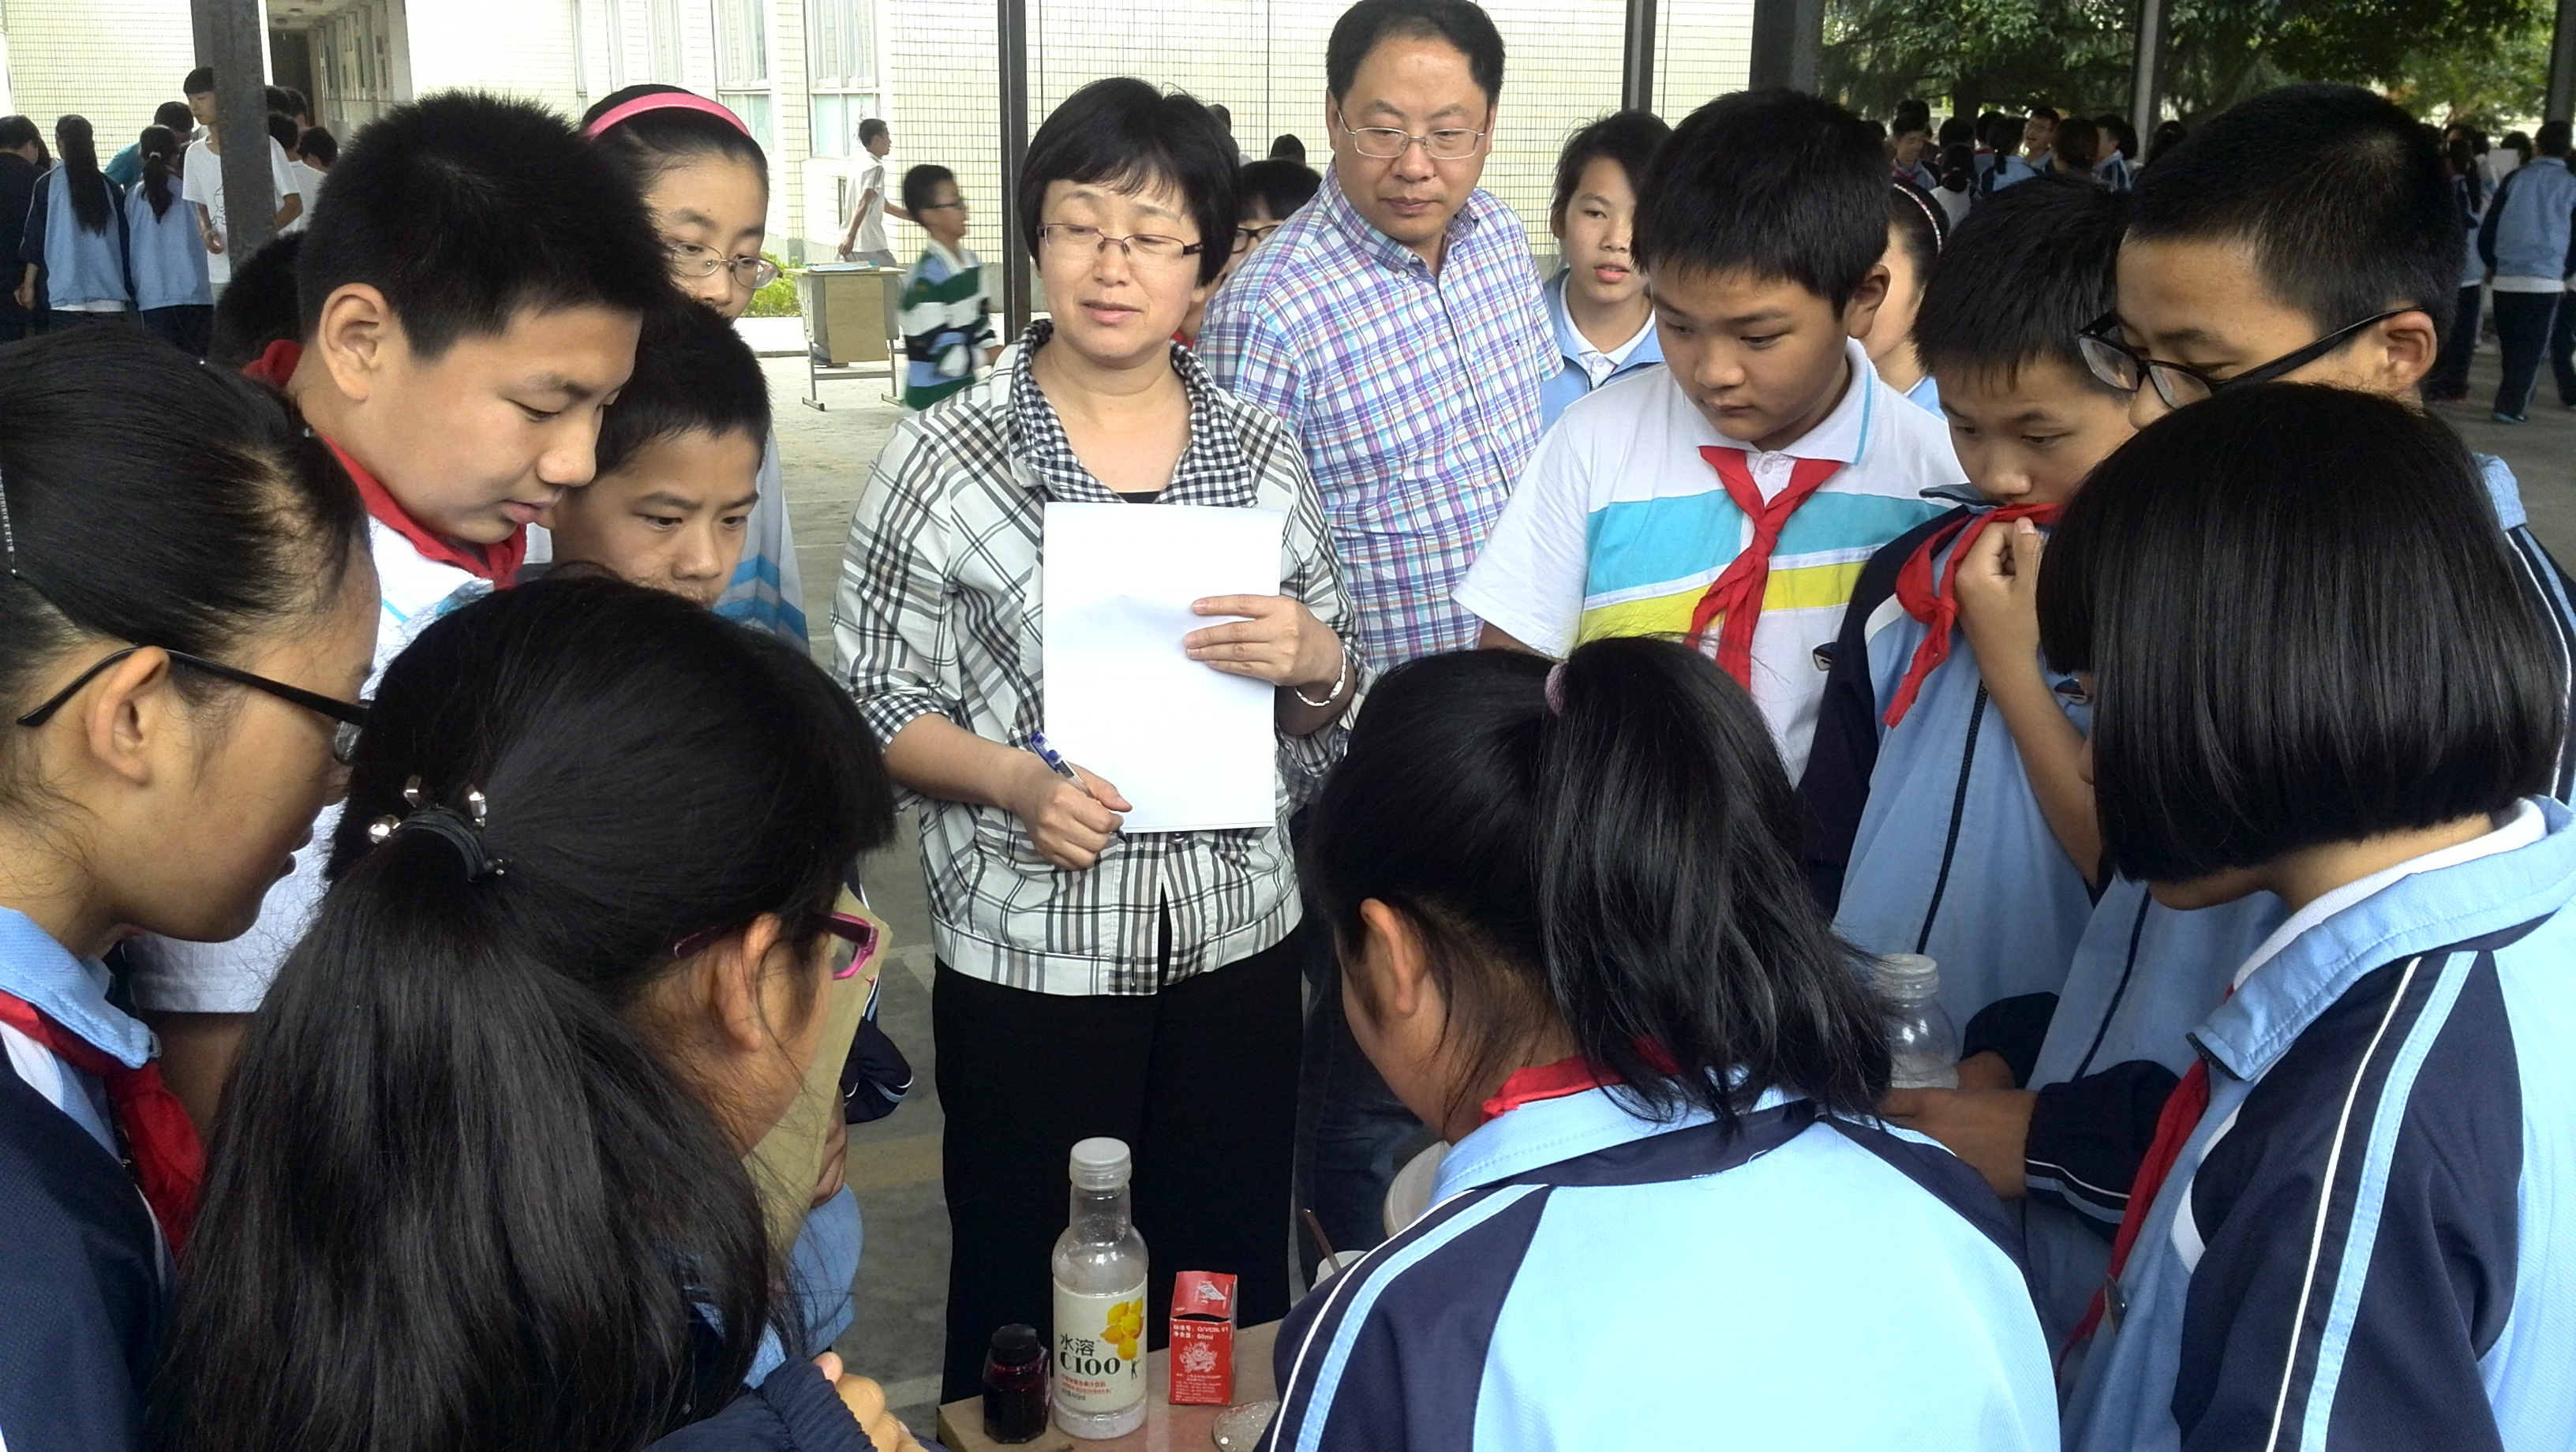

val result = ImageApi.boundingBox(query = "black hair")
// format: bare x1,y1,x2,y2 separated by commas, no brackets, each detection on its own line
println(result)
2029,105,2060,124
0,328,366,788
264,84,295,116
1636,88,1886,309
2145,118,2186,165
858,116,888,147
264,110,298,151
53,115,112,234
182,66,214,96
597,301,773,477
900,162,955,215
1916,173,2125,391
1937,140,1975,192
1982,112,2023,154
298,92,668,359
2129,84,2458,338
298,124,338,167
2096,113,2137,160
1863,118,1888,144
152,100,196,133
1208,103,1233,126
1938,114,1974,148
1240,158,1322,220
1891,98,1931,137
0,116,38,152
155,575,896,1452
1270,133,1307,164
1309,638,1891,1130
1326,0,1505,104
210,232,305,369
2540,119,2572,158
1889,180,1945,283
137,125,182,219
1549,109,1671,227
1019,77,1239,287
2037,384,2559,882
581,84,769,199
2503,129,2533,160
2053,114,2099,169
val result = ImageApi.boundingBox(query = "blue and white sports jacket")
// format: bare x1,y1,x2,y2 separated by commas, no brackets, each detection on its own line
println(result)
1802,492,2097,1031
1260,1083,2057,1451
2064,799,2576,1452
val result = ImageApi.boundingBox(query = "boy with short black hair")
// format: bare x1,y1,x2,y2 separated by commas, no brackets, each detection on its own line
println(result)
540,301,769,606
897,163,994,410
1459,87,1964,782
125,90,669,1106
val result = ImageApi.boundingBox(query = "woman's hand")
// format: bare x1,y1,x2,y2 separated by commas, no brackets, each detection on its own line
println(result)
1005,751,1130,871
1953,518,2046,675
811,1354,927,1452
1879,1086,2037,1199
1185,595,1343,694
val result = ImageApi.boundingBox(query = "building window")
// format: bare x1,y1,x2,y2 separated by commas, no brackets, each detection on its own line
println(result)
648,0,686,81
806,0,878,157
715,0,773,151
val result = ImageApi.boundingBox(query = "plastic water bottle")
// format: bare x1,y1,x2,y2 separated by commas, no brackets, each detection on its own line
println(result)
1876,953,1960,1089
1050,1137,1149,1439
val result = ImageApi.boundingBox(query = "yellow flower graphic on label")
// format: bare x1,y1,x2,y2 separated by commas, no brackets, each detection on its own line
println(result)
1103,1296,1144,1360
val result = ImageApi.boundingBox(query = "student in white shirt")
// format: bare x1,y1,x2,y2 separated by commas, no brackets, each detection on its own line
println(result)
268,114,326,234
180,120,301,287
837,118,910,266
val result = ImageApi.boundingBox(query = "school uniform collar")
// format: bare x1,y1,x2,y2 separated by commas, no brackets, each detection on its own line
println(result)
1434,1081,1796,1201
1544,271,1661,376
244,341,527,584
1319,167,1491,278
2476,452,2526,530
2194,797,2574,1085
0,908,152,1069
923,238,975,273
1002,319,1255,508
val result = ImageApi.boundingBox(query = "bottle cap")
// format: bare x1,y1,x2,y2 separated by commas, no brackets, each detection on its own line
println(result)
1874,952,1940,997
1069,1136,1133,1190
989,1323,1042,1366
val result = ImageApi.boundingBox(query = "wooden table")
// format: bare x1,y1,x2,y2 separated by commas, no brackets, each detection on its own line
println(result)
935,1321,1279,1452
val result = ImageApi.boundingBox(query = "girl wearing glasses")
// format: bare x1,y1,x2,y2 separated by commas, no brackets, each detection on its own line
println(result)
0,328,376,1446
156,575,919,1452
581,84,809,649
837,77,1361,1401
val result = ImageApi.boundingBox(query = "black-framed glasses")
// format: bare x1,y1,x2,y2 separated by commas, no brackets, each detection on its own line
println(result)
1339,124,1485,160
17,645,370,765
2076,309,2409,409
664,240,781,290
1035,223,1205,266
1232,221,1285,255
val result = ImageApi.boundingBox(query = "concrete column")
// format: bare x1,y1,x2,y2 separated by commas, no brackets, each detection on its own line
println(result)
1622,0,1656,114
2129,0,2165,140
998,0,1030,336
2548,0,2576,122
1747,0,1821,92
193,0,279,261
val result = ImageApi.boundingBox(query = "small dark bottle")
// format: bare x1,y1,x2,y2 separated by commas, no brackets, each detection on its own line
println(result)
983,1323,1050,1444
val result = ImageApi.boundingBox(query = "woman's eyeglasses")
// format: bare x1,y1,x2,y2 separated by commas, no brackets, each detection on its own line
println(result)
17,644,368,765
664,240,781,290
2076,309,2409,409
672,910,882,980
1036,223,1206,268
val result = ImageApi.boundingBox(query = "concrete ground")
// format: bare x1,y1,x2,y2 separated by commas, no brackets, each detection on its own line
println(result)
757,327,2576,1433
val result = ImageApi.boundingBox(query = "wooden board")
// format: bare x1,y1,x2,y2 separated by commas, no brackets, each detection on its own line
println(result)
935,1321,1280,1452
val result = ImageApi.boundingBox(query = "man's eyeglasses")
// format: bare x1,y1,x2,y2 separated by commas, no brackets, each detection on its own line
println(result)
17,645,369,765
665,241,781,290
1340,125,1485,161
1036,223,1205,267
672,908,882,979
2076,309,2410,409
1232,222,1285,254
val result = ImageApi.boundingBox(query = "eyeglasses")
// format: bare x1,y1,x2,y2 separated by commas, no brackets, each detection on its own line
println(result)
17,644,369,765
2076,309,2409,409
1232,222,1284,254
1035,223,1205,267
915,198,966,212
664,240,781,290
1339,124,1485,161
671,908,882,979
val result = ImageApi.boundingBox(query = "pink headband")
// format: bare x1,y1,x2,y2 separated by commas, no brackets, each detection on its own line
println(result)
584,92,749,141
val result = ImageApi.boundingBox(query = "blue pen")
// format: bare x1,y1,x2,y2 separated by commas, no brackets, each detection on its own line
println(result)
1024,730,1089,791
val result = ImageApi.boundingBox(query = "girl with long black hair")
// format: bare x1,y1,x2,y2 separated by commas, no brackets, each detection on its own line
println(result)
1267,637,2055,1446
124,124,213,356
154,575,916,1452
14,114,130,322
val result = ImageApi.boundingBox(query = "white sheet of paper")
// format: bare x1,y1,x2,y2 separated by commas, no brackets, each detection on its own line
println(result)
1043,503,1287,833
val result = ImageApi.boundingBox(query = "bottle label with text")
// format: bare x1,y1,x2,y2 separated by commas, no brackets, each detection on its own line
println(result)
1052,1283,1148,1414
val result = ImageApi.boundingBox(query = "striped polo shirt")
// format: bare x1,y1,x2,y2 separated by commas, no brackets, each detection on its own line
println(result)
1458,337,1961,779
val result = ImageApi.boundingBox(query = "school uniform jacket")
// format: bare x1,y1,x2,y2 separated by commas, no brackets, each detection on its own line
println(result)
18,167,131,310
1801,492,2096,1030
644,1361,878,1452
2016,451,2576,1342
2064,799,2576,1451
1259,1083,2057,1451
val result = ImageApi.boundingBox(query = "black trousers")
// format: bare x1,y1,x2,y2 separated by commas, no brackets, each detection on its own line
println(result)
2491,290,2561,419
2427,283,2483,399
2552,288,2576,406
933,924,1304,1401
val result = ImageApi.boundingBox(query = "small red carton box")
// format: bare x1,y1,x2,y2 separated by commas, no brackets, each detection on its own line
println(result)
1168,1270,1237,1405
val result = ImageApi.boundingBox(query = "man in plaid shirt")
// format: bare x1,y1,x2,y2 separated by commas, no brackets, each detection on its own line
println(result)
1198,0,1551,670
1196,0,1551,1270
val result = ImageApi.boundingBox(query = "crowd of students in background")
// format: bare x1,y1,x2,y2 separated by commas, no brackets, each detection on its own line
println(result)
2,0,2575,1447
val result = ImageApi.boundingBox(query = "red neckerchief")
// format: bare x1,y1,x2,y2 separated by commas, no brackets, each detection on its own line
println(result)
2057,993,2227,1369
244,341,527,584
1881,503,2061,728
1687,448,1844,687
1479,1053,1623,1125
0,990,204,1258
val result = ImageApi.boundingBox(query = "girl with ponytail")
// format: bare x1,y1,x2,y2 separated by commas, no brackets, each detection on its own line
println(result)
125,124,214,356
1270,637,2056,1448
14,114,132,320
155,574,915,1452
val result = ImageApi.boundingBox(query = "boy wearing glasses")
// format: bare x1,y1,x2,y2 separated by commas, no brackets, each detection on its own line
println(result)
897,163,995,410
